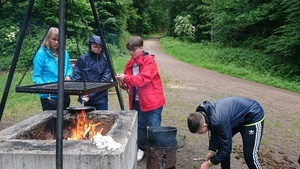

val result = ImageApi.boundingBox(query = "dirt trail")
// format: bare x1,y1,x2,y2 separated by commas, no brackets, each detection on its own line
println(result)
133,36,300,169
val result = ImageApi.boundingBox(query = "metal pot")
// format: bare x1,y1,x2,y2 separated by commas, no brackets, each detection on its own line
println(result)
67,106,95,113
147,126,177,148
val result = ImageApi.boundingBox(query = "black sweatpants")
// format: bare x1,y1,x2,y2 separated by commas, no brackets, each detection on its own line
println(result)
221,120,264,169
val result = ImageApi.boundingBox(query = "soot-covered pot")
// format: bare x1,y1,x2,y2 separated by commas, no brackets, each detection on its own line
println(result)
66,106,95,113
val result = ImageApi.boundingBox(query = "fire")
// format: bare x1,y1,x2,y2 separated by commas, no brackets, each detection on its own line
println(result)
67,110,103,140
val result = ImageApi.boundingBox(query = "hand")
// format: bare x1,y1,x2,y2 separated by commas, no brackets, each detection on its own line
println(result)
205,152,215,161
116,73,125,81
65,76,71,81
82,95,89,102
200,161,212,169
198,152,215,169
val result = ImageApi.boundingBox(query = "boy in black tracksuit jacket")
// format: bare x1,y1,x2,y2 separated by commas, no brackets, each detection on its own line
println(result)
187,96,265,169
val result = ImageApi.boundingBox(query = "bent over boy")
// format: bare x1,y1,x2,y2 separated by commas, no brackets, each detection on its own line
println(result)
187,96,264,169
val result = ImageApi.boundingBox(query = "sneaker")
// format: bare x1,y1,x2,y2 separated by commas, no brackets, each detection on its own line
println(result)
137,149,145,162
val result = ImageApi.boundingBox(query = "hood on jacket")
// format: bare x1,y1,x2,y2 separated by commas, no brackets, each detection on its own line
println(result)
89,35,102,49
196,101,214,130
88,35,103,56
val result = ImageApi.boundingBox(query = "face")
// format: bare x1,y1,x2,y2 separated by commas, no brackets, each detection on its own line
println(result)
49,35,58,51
129,46,143,59
197,124,209,134
91,43,102,54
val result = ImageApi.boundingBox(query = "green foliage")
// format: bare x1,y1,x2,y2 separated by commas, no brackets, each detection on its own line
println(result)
0,0,29,71
66,38,87,59
129,0,171,34
174,15,195,41
18,35,43,70
164,0,300,82
95,0,132,46
146,0,170,33
262,0,300,82
203,0,278,43
187,0,210,41
33,0,60,26
0,0,134,71
1,0,299,82
0,25,18,71
65,0,94,37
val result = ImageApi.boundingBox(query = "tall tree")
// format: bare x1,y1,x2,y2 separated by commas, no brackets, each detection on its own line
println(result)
264,0,300,80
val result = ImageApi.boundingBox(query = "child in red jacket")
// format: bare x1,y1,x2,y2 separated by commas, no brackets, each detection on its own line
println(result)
116,36,166,162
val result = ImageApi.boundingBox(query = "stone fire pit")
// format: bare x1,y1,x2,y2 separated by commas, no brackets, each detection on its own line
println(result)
0,110,137,169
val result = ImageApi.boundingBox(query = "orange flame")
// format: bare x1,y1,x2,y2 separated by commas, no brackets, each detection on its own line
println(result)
67,110,102,140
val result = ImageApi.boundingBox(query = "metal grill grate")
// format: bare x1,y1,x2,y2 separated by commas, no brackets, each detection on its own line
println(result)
15,81,117,95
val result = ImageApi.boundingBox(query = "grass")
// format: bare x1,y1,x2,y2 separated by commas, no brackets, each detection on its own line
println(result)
111,55,130,74
0,71,41,117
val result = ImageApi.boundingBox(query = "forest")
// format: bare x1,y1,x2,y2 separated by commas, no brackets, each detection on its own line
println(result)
0,0,299,82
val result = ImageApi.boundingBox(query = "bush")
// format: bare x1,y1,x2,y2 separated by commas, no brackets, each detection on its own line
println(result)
174,15,195,41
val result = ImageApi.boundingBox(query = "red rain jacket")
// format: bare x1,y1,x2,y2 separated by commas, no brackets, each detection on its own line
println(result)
120,51,165,112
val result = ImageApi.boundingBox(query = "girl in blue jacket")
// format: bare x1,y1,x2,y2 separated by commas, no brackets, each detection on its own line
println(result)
32,27,73,111
187,96,265,169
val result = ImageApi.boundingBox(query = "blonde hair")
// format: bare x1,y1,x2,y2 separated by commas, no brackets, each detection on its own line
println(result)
42,27,59,49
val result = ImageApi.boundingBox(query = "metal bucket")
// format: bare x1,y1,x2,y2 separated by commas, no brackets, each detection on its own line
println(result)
146,126,178,169
147,126,177,148
146,146,177,169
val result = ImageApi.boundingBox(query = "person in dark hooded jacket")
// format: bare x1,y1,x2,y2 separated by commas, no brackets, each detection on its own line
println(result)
73,35,112,110
187,96,265,169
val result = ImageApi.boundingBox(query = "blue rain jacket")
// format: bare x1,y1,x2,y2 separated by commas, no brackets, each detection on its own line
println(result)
32,45,73,99
72,50,111,105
